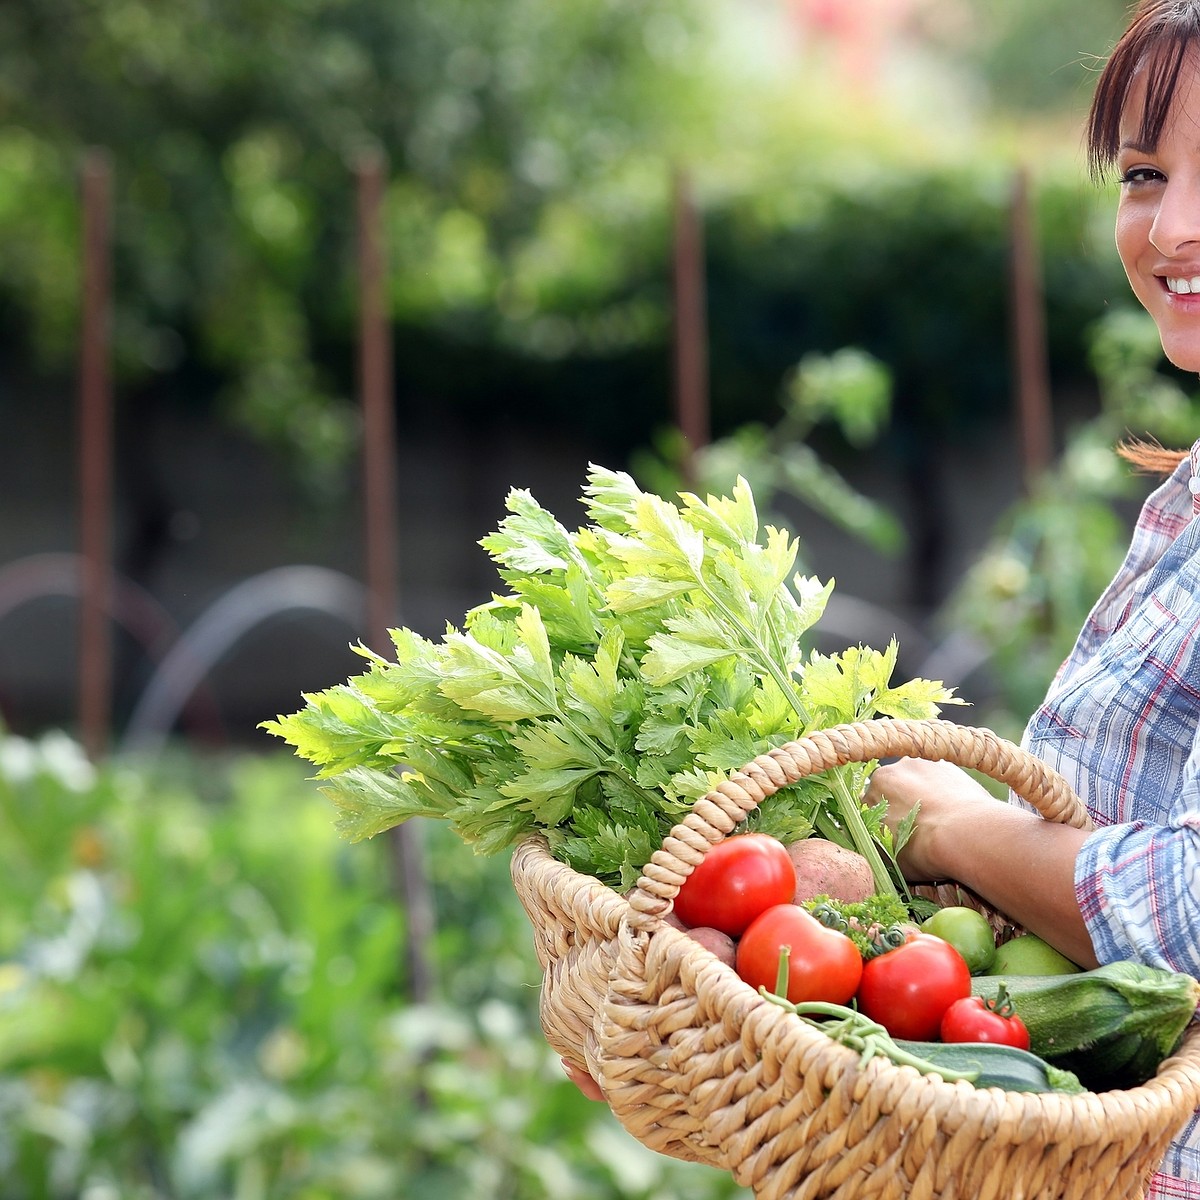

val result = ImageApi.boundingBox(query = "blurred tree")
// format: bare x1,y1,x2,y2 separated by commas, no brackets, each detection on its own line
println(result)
952,0,1131,116
942,306,1200,734
0,0,1137,581
0,0,720,488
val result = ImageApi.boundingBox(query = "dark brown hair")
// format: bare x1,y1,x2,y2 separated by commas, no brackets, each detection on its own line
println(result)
1086,1,1200,180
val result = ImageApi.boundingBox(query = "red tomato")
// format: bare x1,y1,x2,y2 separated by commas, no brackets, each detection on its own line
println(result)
940,995,1031,1050
673,833,796,936
736,904,863,1005
855,933,971,1041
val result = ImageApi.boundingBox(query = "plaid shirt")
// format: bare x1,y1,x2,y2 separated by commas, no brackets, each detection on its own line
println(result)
1020,439,1200,1192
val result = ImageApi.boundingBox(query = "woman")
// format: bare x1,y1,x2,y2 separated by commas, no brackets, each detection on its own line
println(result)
868,1,1200,1191
568,1,1200,1189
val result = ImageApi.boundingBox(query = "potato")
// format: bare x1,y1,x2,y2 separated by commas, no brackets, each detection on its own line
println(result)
787,838,875,905
660,906,688,931
683,925,737,969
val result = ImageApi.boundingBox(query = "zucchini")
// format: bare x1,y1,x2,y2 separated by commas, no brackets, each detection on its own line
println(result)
972,961,1200,1091
894,1039,1087,1094
760,991,1085,1093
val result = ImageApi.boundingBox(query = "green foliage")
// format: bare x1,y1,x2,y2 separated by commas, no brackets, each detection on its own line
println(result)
707,167,1125,441
0,726,749,1199
0,0,1138,489
942,307,1200,732
0,0,717,488
955,0,1130,115
634,346,905,556
265,468,959,892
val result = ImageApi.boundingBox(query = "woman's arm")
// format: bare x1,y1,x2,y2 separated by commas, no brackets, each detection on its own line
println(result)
865,758,1100,969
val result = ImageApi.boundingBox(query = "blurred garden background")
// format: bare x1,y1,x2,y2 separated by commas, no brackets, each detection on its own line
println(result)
4,0,1200,1196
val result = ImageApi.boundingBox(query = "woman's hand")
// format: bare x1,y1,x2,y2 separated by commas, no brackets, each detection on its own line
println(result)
561,1058,605,1101
864,757,998,882
865,756,1099,968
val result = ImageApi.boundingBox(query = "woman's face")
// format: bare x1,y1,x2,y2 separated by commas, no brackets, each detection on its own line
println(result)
1116,52,1200,372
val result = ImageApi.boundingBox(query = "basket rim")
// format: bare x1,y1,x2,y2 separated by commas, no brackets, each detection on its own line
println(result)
623,716,1091,926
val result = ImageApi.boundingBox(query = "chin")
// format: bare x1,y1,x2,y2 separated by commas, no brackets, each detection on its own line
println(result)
1156,325,1200,373
1161,344,1200,373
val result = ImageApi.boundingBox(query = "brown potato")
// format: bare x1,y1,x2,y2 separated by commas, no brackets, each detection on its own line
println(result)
660,906,688,931
683,925,737,969
787,838,875,904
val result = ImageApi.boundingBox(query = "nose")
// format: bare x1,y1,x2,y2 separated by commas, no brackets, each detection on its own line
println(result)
1150,176,1200,256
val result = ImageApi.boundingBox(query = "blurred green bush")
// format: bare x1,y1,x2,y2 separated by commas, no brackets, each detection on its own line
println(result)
0,0,1131,492
0,729,747,1199
941,307,1200,736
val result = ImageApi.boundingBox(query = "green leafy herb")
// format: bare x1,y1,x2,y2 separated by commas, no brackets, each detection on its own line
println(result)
262,465,960,891
805,893,913,955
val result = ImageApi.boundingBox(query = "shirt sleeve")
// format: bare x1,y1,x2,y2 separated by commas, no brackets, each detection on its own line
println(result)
1075,778,1200,975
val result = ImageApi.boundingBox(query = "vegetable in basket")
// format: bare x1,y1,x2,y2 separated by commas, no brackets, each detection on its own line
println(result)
672,832,796,935
262,465,959,896
759,959,1085,1095
971,963,1200,1091
920,905,997,974
939,987,1031,1050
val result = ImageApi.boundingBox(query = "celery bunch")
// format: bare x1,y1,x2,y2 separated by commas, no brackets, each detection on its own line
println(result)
263,465,959,892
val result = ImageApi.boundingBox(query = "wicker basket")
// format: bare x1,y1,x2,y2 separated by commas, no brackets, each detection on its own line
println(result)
510,717,1200,1200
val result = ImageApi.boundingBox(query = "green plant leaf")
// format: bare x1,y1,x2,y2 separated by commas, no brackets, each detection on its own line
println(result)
260,686,403,777
320,767,451,842
264,466,960,894
640,632,737,685
874,676,964,719
479,487,577,574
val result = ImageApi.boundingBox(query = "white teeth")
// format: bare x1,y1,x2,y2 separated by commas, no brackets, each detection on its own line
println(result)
1166,276,1200,294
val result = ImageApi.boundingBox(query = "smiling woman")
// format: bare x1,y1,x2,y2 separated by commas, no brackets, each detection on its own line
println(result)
860,4,1200,1196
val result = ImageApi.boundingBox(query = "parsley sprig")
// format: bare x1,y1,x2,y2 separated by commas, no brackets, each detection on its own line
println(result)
262,465,960,892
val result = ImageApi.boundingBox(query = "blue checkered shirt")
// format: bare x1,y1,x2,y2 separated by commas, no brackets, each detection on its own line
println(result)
1021,439,1200,1193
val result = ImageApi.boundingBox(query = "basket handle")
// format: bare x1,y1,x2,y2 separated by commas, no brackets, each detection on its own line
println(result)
625,717,1091,925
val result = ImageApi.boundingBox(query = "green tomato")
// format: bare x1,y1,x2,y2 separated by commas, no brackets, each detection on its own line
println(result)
985,933,1082,976
921,906,997,974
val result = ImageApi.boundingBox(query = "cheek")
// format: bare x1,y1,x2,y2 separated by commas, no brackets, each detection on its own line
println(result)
1114,203,1147,271
1114,200,1159,298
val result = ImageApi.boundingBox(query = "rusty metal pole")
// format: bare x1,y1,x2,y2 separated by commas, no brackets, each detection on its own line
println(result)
671,168,710,487
77,148,114,761
354,150,436,1005
1009,166,1054,490
356,149,400,649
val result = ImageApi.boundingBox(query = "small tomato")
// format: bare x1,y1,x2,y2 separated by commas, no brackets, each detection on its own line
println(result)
855,932,972,1041
736,903,863,1005
673,833,796,936
940,988,1031,1050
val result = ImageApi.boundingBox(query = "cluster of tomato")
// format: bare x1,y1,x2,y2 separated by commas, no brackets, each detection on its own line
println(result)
672,832,1030,1049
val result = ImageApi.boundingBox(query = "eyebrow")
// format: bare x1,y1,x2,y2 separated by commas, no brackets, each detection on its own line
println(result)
1118,138,1157,155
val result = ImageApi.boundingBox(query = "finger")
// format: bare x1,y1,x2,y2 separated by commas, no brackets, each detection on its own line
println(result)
561,1058,606,1101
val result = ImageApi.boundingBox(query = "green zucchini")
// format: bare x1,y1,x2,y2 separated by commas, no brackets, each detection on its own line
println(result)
971,961,1200,1091
893,1039,1087,1094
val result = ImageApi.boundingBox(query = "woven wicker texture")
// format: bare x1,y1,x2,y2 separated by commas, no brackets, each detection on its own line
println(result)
510,718,1200,1199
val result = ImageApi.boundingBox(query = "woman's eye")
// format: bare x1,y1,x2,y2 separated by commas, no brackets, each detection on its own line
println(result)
1120,166,1166,185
